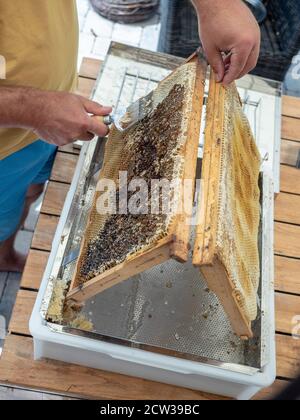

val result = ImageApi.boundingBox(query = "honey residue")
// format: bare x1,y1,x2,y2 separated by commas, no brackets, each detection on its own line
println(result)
47,280,93,331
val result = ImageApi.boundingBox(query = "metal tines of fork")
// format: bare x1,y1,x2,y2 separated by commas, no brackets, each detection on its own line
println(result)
110,68,160,132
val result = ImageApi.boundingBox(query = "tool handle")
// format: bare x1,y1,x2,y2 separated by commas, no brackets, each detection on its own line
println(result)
91,115,114,126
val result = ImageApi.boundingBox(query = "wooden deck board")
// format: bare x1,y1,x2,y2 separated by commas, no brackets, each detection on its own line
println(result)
280,165,300,195
280,139,300,167
79,57,102,80
275,192,300,225
41,181,69,217
76,77,96,99
9,290,37,336
59,144,80,155
21,250,49,291
253,379,289,400
282,116,300,142
275,222,300,259
275,293,300,334
282,96,300,119
50,152,77,184
31,214,59,252
276,334,300,379
275,255,300,295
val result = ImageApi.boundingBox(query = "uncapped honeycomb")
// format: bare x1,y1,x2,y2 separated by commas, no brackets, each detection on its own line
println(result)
79,85,184,281
216,85,261,322
75,61,198,286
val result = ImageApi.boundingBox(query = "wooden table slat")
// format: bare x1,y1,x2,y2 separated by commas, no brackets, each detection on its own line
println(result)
9,290,37,336
41,181,69,217
275,292,300,335
79,57,102,80
21,250,50,290
50,152,77,185
275,192,300,225
280,165,300,195
59,144,80,155
276,334,300,379
282,116,300,142
275,222,300,259
275,255,300,295
253,379,289,400
76,77,96,99
281,139,300,167
282,96,300,119
31,214,59,252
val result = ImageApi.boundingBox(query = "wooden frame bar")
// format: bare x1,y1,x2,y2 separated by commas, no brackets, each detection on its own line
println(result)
193,70,259,339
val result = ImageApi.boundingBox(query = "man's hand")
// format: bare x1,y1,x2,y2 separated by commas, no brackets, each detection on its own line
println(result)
0,87,112,146
34,91,112,146
193,0,261,85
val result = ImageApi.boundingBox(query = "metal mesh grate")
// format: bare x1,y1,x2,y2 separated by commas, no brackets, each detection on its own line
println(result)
80,226,261,368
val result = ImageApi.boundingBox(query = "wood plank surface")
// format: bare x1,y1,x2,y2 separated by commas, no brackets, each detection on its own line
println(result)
280,165,300,194
275,192,300,225
59,144,80,155
253,379,290,400
31,214,59,252
282,96,300,119
76,77,96,99
281,139,300,167
0,335,227,401
275,255,300,295
275,293,300,335
276,334,300,379
9,290,37,336
50,152,77,184
282,116,300,142
21,250,49,291
79,57,102,80
41,182,69,216
275,222,300,259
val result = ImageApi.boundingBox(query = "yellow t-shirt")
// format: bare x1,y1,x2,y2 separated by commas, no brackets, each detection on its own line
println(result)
0,0,79,159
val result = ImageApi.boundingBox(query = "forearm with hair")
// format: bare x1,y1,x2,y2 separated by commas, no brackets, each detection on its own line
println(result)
0,86,41,129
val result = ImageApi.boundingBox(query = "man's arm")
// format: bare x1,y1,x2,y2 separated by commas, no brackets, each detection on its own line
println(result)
0,86,112,146
192,0,261,85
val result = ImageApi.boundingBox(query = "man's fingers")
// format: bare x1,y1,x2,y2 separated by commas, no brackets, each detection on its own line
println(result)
222,48,249,86
87,115,110,137
205,47,225,82
78,132,95,142
237,45,260,79
82,97,112,116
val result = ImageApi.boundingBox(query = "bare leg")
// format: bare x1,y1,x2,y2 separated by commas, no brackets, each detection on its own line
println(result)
0,184,45,273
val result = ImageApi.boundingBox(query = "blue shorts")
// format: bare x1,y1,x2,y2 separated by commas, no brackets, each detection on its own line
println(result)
0,140,57,241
